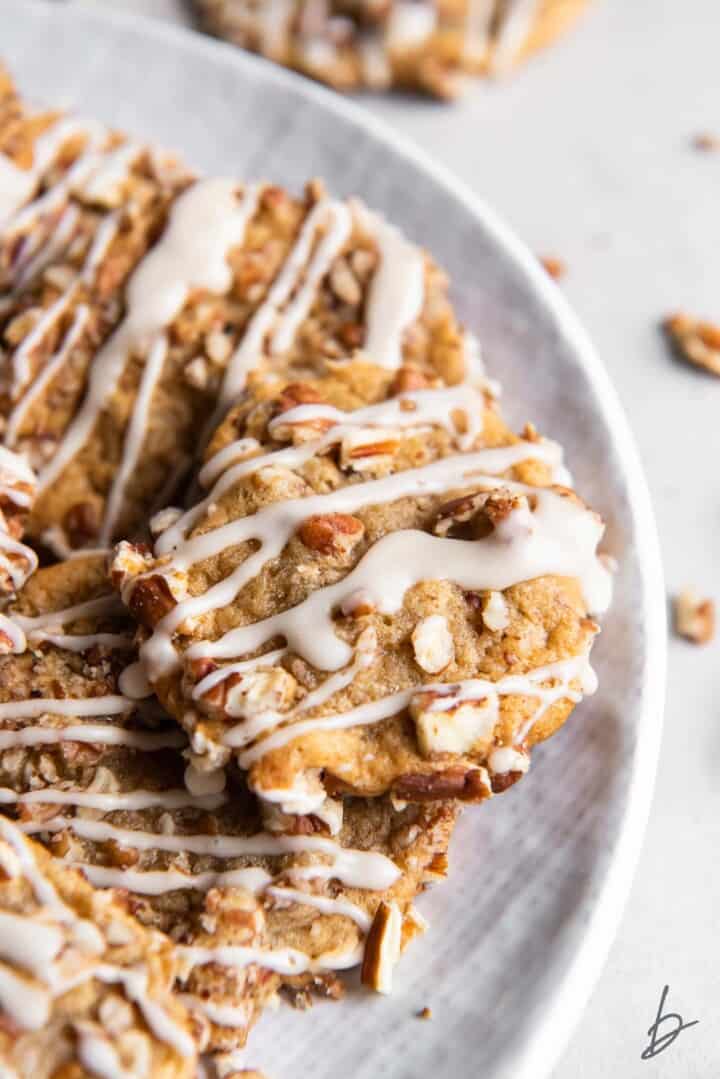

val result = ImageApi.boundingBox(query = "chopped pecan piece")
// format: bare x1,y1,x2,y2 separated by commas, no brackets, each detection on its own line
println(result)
298,512,364,556
539,255,566,280
127,574,177,627
393,766,492,802
482,591,510,632
390,365,431,395
410,689,498,757
411,614,455,674
432,491,490,539
276,382,324,415
63,500,100,546
340,428,401,473
663,313,720,376
674,589,715,644
361,900,402,995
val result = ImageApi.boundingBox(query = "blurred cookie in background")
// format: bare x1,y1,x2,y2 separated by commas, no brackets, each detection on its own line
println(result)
192,0,590,98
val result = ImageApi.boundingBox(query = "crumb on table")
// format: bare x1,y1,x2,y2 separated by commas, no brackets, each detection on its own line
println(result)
692,132,720,151
662,313,720,376
674,589,715,645
539,255,566,280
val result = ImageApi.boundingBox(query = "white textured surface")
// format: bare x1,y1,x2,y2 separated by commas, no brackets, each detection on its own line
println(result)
4,1,696,1076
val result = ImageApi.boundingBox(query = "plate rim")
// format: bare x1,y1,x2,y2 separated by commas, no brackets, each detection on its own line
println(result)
6,4,668,1075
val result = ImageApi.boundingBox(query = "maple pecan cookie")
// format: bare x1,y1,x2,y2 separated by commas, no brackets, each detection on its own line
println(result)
0,556,457,1052
1,77,471,554
0,816,197,1079
194,0,589,98
112,361,611,816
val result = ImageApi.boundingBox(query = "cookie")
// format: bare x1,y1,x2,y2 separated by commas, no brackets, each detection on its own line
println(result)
112,361,611,815
0,558,458,1052
1,80,471,553
0,816,197,1078
194,0,590,98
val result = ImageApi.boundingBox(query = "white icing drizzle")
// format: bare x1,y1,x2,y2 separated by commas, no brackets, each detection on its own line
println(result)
491,0,542,71
463,0,497,61
0,449,37,598
0,614,26,654
142,440,576,679
118,661,152,700
0,447,34,493
100,334,168,543
167,384,491,554
179,996,248,1030
25,630,133,653
235,651,597,768
0,696,132,721
75,862,272,897
358,207,425,370
9,287,78,400
385,1,437,50
217,197,352,411
0,910,64,977
21,816,401,892
186,476,608,672
5,303,90,447
0,531,38,591
0,787,227,813
93,964,195,1058
2,125,108,289
0,963,53,1029
191,648,289,701
0,723,185,753
265,885,371,930
13,593,124,632
177,941,363,979
0,117,90,223
0,820,94,938
210,629,376,753
76,1023,134,1079
82,210,122,283
14,203,79,290
35,178,262,526
78,141,143,205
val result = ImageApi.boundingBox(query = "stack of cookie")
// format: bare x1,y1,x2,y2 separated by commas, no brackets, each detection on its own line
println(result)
0,69,611,1076
193,0,590,98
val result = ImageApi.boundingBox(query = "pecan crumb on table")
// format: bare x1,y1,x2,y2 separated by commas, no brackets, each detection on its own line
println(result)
674,589,716,645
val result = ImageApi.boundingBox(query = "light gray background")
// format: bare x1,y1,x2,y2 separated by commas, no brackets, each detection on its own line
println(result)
26,0,720,1074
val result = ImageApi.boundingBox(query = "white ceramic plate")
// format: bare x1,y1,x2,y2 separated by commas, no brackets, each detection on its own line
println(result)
3,4,666,1077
